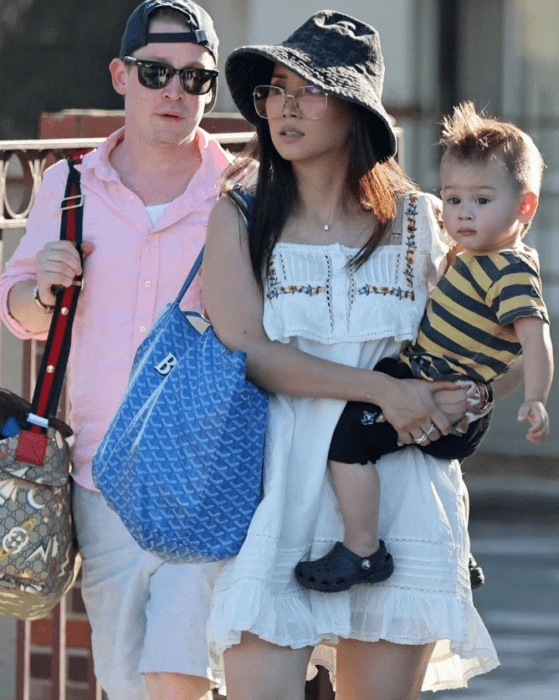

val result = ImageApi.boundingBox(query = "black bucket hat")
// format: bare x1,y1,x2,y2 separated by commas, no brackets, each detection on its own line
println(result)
225,10,397,161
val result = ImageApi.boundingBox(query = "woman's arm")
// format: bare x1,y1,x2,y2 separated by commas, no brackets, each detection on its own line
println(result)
202,197,455,444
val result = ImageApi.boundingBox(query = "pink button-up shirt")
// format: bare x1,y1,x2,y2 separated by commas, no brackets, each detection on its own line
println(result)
0,127,231,489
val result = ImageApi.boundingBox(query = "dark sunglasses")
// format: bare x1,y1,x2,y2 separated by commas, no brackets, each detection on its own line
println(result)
123,56,218,95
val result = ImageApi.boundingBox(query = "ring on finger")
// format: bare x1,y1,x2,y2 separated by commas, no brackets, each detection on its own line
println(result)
413,431,429,445
425,422,437,437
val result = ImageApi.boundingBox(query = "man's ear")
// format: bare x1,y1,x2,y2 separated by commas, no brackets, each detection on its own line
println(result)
203,87,215,113
518,192,538,224
109,58,128,96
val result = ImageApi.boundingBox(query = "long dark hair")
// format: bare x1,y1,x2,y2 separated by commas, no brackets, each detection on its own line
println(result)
223,103,416,285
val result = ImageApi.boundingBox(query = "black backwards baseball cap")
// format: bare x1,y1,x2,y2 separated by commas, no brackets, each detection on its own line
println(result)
119,0,219,62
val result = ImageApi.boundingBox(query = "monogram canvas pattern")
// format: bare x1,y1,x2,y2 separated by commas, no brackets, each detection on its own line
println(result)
0,430,69,486
0,430,80,620
93,280,269,563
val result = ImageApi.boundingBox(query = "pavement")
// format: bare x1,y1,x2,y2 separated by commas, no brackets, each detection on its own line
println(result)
426,524,559,700
428,450,559,700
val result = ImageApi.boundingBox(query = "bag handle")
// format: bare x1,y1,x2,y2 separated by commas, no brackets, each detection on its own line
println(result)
175,246,205,303
174,187,253,304
226,185,252,227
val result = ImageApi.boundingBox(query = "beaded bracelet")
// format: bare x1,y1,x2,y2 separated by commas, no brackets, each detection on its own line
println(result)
33,285,55,313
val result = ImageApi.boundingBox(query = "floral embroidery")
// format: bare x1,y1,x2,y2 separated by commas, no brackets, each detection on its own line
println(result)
357,284,413,300
403,193,418,292
433,204,445,231
357,193,419,301
266,257,324,300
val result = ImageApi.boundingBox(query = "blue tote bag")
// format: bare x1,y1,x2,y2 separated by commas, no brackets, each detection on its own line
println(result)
92,247,268,563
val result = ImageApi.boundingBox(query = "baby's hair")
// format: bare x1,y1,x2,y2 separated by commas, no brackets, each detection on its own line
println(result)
440,102,544,196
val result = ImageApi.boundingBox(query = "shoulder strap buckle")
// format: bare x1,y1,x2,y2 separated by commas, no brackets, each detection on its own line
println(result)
60,194,84,211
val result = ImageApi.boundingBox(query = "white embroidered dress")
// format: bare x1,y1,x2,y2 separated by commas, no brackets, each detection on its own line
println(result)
208,194,499,692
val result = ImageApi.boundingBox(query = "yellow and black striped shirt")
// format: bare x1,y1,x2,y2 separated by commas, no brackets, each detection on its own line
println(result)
400,248,548,382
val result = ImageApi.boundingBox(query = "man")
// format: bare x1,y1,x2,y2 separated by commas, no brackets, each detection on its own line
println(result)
0,2,231,698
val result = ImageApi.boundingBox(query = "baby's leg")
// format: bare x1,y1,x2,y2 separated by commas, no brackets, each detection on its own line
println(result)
326,400,401,558
330,459,380,557
294,456,393,592
294,401,395,592
461,477,485,588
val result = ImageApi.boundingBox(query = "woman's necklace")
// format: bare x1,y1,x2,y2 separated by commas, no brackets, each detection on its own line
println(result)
319,202,371,233
318,208,345,232
289,205,373,246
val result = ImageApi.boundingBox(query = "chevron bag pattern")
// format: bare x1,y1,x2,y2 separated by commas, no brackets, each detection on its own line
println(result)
92,247,268,563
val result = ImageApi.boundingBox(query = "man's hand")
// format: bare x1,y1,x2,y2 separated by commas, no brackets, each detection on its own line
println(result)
35,240,93,306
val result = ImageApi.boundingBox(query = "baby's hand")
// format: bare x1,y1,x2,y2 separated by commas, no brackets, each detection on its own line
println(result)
517,400,549,443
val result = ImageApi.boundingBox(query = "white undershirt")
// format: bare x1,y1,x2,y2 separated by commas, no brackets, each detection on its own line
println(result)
146,202,171,226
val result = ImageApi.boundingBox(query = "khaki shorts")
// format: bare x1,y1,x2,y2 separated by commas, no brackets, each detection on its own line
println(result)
72,482,217,700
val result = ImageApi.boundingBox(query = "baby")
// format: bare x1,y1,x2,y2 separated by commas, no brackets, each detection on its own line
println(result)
296,102,553,593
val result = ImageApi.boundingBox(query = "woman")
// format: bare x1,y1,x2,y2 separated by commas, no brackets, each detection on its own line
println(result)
203,11,502,700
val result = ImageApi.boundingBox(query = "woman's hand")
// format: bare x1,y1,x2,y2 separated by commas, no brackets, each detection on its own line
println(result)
431,382,469,426
376,377,459,446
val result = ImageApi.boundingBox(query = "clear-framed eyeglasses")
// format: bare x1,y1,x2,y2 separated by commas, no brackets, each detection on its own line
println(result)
253,85,328,120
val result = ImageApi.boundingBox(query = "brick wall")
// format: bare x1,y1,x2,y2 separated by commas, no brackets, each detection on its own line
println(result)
39,109,252,139
27,578,96,700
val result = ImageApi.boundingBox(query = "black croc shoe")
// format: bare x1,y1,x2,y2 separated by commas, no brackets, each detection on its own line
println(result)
295,540,394,593
469,553,485,589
